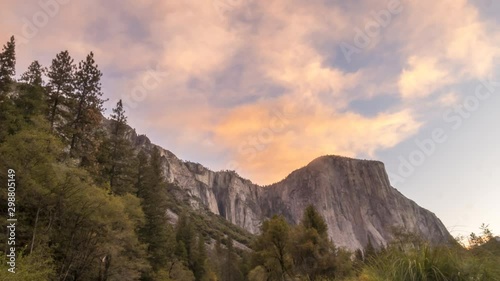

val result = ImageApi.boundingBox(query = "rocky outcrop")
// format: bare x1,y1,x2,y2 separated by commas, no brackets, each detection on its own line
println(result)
122,127,451,251
259,156,451,250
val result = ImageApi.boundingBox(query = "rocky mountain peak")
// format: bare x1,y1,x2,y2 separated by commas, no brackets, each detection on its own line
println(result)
124,126,451,251
261,155,450,250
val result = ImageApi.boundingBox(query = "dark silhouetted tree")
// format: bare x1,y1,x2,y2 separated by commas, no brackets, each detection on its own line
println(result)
136,147,176,278
46,50,75,131
0,36,15,93
97,100,136,194
68,52,106,167
20,60,44,87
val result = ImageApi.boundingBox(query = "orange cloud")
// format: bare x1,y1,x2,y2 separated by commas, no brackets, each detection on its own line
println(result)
2,0,499,186
211,99,420,184
398,56,451,99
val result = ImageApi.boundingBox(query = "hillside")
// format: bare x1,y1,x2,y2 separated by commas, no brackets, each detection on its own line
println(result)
1,37,497,280
122,124,452,251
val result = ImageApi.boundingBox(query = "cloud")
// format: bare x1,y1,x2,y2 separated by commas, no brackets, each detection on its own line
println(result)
396,0,499,83
211,99,420,184
438,92,459,107
1,0,499,184
445,21,499,78
398,56,451,99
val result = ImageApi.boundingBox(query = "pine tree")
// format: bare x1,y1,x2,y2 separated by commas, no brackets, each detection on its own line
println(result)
0,92,21,142
302,205,328,237
68,52,106,166
136,147,176,275
290,206,354,280
0,36,16,93
0,117,148,281
97,100,137,195
225,237,235,281
191,234,208,281
0,78,46,142
176,213,196,263
46,50,75,131
20,60,44,87
290,206,332,280
252,215,292,281
220,237,243,281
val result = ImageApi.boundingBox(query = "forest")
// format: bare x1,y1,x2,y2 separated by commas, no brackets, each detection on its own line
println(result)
1,35,499,281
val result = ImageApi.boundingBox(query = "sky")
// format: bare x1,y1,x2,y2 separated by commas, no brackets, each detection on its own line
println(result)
1,0,499,237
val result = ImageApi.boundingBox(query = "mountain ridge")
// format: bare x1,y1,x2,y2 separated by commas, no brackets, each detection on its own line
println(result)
114,119,452,251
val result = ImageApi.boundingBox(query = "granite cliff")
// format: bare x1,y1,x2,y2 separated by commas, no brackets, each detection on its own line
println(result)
120,124,451,251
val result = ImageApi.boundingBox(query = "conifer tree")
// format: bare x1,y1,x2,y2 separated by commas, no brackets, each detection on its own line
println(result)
252,215,292,281
0,114,148,281
46,50,75,131
0,61,45,142
225,237,235,281
0,36,16,93
302,205,328,237
176,213,196,263
98,100,136,194
191,234,208,280
220,237,243,281
136,147,176,276
20,60,44,87
68,52,106,166
290,205,351,280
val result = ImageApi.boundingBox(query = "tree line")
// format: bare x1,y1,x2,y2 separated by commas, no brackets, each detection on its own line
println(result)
1,35,499,281
0,35,228,281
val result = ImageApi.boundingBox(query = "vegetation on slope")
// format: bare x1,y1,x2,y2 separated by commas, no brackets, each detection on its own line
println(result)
0,36,245,281
0,35,498,281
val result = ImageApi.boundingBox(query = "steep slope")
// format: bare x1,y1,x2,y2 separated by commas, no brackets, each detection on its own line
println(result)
121,124,451,251
260,155,451,250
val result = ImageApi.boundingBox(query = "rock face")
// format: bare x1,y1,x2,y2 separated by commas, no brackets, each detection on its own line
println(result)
259,156,451,250
125,128,451,251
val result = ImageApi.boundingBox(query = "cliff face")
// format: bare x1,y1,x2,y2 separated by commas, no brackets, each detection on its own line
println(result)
259,156,450,250
125,128,451,251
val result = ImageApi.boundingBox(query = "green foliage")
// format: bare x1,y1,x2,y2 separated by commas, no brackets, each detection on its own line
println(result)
0,248,54,281
359,243,500,281
472,235,500,256
137,148,177,276
247,266,268,281
0,40,223,281
97,100,137,195
0,38,43,142
68,51,106,167
468,223,494,249
212,236,244,281
191,234,208,280
0,36,15,93
2,34,497,281
0,83,47,142
50,171,149,280
46,50,75,131
0,121,149,280
363,237,376,262
252,215,293,280
302,205,328,237
174,214,215,281
356,226,500,281
157,262,195,281
297,206,354,280
20,60,44,87
249,207,356,281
